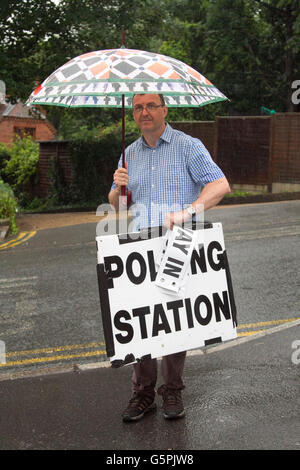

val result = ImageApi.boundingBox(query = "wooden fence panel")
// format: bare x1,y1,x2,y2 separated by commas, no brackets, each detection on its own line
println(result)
34,115,300,198
215,116,271,186
271,113,300,184
171,121,216,159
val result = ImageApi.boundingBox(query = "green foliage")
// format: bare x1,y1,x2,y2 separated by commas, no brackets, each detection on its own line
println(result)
23,196,44,211
48,117,140,205
0,0,63,102
0,142,10,176
1,0,299,213
202,0,300,113
47,154,70,206
3,135,39,204
1,0,299,135
50,107,122,140
0,178,18,234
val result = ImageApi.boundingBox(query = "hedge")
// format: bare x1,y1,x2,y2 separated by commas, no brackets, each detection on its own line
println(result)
0,179,18,234
49,118,140,205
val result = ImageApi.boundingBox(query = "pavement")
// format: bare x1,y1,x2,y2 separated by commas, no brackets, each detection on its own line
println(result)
0,319,299,450
0,207,299,451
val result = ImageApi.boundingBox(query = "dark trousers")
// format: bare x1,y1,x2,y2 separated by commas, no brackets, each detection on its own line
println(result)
132,351,186,397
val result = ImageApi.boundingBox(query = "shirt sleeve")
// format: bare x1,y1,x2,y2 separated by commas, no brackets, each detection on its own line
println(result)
187,138,225,185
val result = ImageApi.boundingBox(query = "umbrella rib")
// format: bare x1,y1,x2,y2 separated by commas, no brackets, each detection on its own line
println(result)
28,97,227,109
42,78,216,87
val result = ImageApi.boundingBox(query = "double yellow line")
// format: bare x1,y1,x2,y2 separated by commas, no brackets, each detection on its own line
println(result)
0,341,106,368
0,317,299,369
0,231,36,250
237,317,300,336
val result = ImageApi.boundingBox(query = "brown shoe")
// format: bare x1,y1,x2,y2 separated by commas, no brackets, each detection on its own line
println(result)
122,393,156,422
157,385,185,419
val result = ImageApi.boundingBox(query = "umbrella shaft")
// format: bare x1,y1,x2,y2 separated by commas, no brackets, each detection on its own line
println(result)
122,94,125,168
121,93,126,198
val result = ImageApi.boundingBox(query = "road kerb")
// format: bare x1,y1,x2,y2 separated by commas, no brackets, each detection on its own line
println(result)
0,318,299,381
79,317,300,370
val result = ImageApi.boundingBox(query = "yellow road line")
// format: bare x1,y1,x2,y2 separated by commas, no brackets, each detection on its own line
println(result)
0,231,36,250
237,317,300,329
5,341,105,358
11,231,36,247
1,317,299,369
238,329,266,337
0,350,106,368
0,231,27,248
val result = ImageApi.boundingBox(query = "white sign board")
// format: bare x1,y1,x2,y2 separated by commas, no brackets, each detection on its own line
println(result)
96,223,237,367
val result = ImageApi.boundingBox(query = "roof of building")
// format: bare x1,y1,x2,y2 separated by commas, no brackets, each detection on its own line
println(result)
0,101,46,120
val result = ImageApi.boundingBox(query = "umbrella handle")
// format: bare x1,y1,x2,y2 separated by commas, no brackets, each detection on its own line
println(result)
127,189,132,206
121,187,132,207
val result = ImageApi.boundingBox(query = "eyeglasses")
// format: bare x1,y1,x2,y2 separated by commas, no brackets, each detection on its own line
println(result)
132,104,164,113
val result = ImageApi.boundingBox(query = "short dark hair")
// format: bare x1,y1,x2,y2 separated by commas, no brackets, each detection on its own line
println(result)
132,93,166,107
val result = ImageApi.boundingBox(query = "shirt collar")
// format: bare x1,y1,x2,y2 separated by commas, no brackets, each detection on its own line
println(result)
160,122,172,143
140,122,173,148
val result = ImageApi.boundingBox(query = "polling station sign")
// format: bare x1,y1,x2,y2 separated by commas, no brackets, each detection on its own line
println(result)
96,223,237,367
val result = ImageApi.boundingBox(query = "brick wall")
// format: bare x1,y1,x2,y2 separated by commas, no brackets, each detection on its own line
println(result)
0,116,56,144
35,141,72,198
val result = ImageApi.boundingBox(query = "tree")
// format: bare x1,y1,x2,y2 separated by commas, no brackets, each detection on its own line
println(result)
1,0,298,121
202,0,300,113
253,0,300,111
0,0,167,104
159,0,299,114
156,0,228,120
0,0,62,101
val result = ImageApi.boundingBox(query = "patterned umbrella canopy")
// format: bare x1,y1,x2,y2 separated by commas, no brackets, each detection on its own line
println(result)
28,48,227,108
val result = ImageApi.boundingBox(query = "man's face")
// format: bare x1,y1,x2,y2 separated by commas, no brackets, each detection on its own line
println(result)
132,94,168,134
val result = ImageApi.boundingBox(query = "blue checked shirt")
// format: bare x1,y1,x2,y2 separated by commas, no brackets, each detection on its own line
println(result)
111,123,225,230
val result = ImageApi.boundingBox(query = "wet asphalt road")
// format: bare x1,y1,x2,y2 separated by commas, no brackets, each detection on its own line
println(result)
0,200,299,451
0,200,299,377
0,321,299,450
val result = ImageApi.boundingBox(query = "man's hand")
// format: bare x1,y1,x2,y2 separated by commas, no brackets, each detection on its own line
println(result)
113,162,129,191
163,209,191,230
109,162,129,210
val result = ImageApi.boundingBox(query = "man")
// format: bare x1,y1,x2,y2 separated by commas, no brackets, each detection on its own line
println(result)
109,93,230,422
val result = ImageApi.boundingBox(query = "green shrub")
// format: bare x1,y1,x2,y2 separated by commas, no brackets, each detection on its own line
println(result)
24,196,44,211
0,179,18,234
0,143,10,177
65,117,140,205
3,135,39,204
47,154,70,206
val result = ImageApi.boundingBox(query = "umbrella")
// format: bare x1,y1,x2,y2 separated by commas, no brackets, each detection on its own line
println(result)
27,45,228,203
